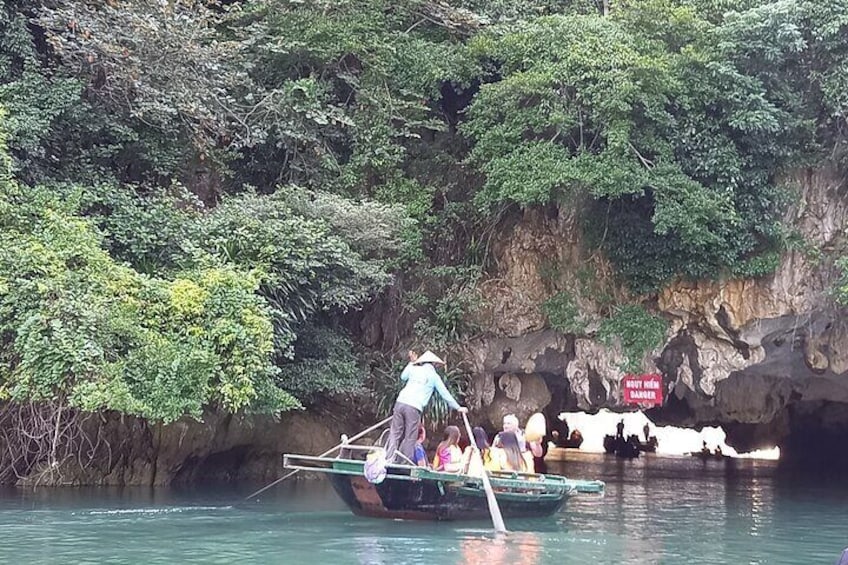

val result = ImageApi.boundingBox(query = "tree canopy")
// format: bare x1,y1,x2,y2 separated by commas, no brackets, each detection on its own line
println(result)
1,0,847,422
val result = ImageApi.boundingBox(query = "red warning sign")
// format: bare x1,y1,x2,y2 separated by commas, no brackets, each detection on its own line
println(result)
622,374,664,406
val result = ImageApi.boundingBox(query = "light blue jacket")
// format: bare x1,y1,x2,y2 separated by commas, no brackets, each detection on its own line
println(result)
395,363,460,412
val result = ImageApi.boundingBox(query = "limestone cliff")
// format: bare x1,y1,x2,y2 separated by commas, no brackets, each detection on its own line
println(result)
464,166,848,463
12,408,354,487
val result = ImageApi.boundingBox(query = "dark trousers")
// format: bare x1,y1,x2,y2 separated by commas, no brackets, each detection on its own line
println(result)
385,402,421,463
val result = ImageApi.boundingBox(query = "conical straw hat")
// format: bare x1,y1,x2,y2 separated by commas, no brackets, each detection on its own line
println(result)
525,413,547,443
414,350,445,365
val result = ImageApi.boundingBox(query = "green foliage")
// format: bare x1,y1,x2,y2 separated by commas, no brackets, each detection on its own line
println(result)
228,0,479,190
71,183,203,274
411,267,482,347
36,0,245,152
598,304,668,373
834,257,848,306
275,324,364,403
3,0,848,424
55,183,403,362
197,191,392,315
783,228,824,264
0,1,194,186
0,181,294,421
458,0,604,21
462,14,673,207
282,186,412,261
460,2,839,291
542,292,586,334
0,103,404,419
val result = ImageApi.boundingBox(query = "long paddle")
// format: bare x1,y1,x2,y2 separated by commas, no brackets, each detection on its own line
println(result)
242,415,393,502
461,412,507,533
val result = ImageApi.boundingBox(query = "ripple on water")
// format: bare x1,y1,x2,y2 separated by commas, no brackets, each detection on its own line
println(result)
1,456,847,564
79,505,234,516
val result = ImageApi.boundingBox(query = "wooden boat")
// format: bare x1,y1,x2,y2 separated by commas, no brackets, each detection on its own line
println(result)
283,454,604,521
603,435,641,458
689,450,731,461
544,446,576,462
638,436,659,453
551,430,584,449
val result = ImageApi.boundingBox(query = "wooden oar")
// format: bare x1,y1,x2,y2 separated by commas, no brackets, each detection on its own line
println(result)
461,411,507,533
242,415,393,502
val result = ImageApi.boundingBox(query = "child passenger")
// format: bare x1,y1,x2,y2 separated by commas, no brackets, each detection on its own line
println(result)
413,425,429,468
433,425,462,472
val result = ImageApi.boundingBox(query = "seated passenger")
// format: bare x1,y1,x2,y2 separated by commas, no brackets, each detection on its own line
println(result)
494,431,534,473
413,425,429,468
433,425,462,472
494,414,544,461
462,427,499,476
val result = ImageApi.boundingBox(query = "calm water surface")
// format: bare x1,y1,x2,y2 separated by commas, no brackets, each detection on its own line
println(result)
2,453,846,564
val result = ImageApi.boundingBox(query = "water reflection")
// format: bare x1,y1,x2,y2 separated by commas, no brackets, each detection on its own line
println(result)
458,532,541,565
355,535,387,565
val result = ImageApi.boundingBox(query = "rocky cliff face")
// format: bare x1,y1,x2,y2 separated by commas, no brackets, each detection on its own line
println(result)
14,408,353,487
465,166,848,464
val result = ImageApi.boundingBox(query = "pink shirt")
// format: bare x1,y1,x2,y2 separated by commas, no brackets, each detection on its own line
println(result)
435,445,461,471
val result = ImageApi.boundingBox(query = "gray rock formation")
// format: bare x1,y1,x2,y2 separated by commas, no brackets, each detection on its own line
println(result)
464,166,848,463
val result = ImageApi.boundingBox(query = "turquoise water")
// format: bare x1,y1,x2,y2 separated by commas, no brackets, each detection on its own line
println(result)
2,453,846,564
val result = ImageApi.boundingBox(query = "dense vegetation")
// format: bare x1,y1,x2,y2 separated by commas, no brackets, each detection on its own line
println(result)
1,0,847,444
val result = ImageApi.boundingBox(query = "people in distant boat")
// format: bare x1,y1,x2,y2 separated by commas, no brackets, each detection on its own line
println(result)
551,430,562,446
462,426,498,476
433,425,463,472
493,414,543,460
616,419,625,440
550,417,570,447
701,441,710,455
384,350,467,464
495,431,534,473
413,425,429,468
643,423,650,442
552,428,583,448
715,445,723,456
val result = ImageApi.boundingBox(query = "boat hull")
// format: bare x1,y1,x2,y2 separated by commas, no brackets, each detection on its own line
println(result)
603,435,648,458
689,452,731,461
328,471,566,521
283,454,603,522
556,437,584,449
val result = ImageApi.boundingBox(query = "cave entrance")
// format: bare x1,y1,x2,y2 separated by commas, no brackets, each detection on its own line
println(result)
171,445,252,484
554,409,779,460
